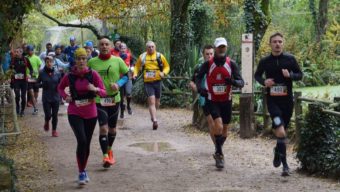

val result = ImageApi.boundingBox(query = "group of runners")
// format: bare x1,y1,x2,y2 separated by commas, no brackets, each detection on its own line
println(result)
4,31,302,185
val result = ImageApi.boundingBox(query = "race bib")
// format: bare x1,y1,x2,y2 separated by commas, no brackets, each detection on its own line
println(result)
100,97,116,107
212,84,227,95
145,70,156,79
27,78,37,83
14,73,24,80
75,99,92,107
270,85,288,96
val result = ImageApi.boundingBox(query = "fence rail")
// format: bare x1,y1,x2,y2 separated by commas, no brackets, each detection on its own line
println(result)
0,84,20,145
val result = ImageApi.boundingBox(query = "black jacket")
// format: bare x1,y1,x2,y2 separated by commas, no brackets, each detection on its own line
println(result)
37,67,62,103
255,52,303,98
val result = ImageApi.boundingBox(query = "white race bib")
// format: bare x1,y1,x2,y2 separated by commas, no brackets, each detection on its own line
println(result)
100,97,116,107
27,78,37,83
270,85,288,96
212,84,227,95
14,73,24,80
75,99,92,107
145,70,156,79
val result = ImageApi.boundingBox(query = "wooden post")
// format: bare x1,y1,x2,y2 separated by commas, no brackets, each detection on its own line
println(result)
240,33,254,138
240,93,255,138
294,91,302,143
262,87,270,131
334,97,340,112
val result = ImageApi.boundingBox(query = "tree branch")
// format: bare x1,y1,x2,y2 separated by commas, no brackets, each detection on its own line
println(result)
40,11,102,39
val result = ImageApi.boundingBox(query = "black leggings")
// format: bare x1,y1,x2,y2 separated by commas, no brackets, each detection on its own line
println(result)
68,115,97,172
13,80,27,113
43,101,59,130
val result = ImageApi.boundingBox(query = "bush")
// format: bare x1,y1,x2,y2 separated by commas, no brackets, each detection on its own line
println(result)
296,103,340,178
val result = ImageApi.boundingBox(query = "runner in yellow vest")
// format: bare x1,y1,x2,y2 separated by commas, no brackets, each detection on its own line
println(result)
133,41,170,130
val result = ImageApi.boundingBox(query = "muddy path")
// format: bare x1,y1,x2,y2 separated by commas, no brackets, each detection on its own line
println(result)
13,101,340,192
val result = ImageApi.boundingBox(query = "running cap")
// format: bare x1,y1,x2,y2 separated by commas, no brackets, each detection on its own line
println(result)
70,36,76,41
85,41,93,48
74,48,87,58
214,37,228,47
26,45,34,51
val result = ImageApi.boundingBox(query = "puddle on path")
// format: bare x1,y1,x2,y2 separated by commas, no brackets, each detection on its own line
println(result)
129,142,176,152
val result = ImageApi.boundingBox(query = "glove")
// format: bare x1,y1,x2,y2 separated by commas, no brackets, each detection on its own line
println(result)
225,78,234,85
199,89,208,97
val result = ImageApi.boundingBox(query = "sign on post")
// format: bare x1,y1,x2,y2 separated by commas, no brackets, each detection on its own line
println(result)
239,33,255,138
241,34,253,93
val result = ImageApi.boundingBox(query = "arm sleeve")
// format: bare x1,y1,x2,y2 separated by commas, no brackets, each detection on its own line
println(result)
289,56,303,81
57,75,70,99
254,59,266,86
161,55,170,75
195,61,209,92
92,71,107,97
116,74,129,87
231,61,244,88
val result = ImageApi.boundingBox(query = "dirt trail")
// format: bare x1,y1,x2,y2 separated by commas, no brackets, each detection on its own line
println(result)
14,102,340,192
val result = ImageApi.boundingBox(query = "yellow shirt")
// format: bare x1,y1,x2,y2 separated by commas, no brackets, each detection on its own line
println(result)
134,52,170,83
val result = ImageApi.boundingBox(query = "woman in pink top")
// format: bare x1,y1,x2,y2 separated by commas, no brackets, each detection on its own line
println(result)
58,48,106,185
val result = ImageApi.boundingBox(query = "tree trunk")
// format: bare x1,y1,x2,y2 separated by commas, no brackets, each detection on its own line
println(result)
244,0,271,52
317,0,329,42
170,0,191,76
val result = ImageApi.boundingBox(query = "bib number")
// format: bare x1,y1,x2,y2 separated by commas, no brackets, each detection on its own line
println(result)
14,73,24,80
270,85,288,96
27,78,37,83
212,84,227,95
75,99,92,107
145,70,156,79
100,97,116,107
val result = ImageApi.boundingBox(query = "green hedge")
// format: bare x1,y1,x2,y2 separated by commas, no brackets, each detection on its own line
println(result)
296,103,340,178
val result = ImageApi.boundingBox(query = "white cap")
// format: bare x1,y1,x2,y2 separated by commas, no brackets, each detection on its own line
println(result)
214,37,228,47
48,52,56,57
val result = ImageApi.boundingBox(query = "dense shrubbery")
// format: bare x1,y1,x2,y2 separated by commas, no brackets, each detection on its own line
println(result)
296,103,340,178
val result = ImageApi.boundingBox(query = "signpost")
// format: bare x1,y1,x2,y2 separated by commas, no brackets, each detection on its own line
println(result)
239,33,255,138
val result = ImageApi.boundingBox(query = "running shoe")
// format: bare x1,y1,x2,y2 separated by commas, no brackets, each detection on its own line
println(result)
273,147,281,168
127,107,132,115
20,111,25,117
84,171,90,182
52,130,59,137
281,165,291,176
27,102,33,107
44,121,50,132
32,108,38,115
108,150,116,165
153,121,158,130
120,111,124,119
78,172,86,185
213,153,224,169
103,156,111,168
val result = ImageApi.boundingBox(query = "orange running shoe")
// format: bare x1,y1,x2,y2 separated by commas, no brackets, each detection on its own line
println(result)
108,150,116,165
102,156,111,168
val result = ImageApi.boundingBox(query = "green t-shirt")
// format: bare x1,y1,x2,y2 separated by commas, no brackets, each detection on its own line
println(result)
88,56,129,103
26,55,42,78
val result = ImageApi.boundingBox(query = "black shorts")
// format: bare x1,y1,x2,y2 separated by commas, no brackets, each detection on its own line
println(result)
144,81,162,99
96,103,120,128
206,100,232,124
28,82,40,92
267,96,294,129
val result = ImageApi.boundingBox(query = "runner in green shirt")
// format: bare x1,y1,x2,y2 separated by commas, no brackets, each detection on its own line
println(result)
88,36,129,168
26,45,42,114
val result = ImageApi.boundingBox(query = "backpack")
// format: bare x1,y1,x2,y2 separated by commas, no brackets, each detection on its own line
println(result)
140,52,163,72
68,70,96,100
